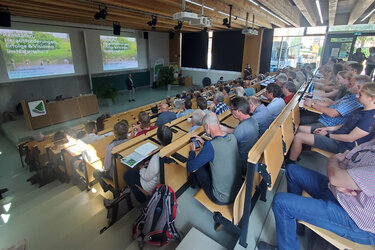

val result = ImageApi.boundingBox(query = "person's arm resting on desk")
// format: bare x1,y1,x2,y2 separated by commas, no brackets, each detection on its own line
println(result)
305,99,340,117
187,140,214,172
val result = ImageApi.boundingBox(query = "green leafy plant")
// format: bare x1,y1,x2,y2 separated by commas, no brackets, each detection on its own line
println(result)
95,84,118,101
157,67,174,87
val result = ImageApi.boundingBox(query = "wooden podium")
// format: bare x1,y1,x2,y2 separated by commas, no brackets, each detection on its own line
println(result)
22,94,99,130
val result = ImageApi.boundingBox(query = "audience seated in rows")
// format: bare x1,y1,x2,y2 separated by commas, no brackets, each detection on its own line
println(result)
264,83,286,119
288,82,375,163
275,73,288,88
282,81,297,105
155,103,176,127
301,75,371,126
258,140,375,249
187,112,242,205
190,109,205,133
93,120,129,193
220,97,259,173
123,125,173,204
314,70,353,101
176,98,194,118
248,96,273,136
210,92,230,115
131,111,157,137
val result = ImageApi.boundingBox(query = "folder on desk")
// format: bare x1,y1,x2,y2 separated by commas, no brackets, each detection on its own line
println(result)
120,142,158,168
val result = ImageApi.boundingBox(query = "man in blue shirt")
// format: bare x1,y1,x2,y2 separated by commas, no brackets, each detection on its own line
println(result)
187,112,242,205
220,97,259,173
155,103,177,127
210,92,230,115
300,75,370,134
264,83,286,119
176,98,194,118
248,96,273,136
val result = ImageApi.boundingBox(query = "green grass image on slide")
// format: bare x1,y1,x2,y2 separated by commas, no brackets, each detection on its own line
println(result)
0,30,73,69
100,35,137,63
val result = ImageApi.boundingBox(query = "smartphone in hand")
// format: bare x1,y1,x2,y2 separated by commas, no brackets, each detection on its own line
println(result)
191,137,200,149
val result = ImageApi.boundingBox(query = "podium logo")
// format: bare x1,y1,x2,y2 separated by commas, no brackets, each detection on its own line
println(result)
28,100,47,117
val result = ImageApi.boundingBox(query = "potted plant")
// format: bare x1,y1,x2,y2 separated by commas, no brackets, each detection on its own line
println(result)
156,67,175,87
95,84,118,106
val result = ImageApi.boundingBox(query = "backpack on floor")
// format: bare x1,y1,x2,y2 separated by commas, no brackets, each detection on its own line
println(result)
100,191,133,234
133,184,181,249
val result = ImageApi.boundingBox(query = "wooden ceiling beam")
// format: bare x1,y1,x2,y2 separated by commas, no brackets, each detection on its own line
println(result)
348,0,374,25
328,0,338,26
292,0,317,26
260,0,300,27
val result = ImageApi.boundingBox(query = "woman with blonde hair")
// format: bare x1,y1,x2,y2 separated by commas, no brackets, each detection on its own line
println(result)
314,70,353,101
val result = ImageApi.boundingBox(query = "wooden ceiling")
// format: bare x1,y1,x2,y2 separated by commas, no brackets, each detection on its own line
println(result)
1,0,375,32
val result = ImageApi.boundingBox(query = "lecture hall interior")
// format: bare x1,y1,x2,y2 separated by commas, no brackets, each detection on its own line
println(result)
0,0,375,249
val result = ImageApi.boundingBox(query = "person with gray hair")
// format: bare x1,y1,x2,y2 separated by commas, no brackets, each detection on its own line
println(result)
235,87,245,97
210,92,230,115
187,112,242,205
190,109,205,133
282,81,297,104
248,96,273,136
275,73,288,87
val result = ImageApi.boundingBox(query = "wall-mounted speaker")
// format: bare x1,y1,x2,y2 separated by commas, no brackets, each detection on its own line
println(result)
0,11,11,27
143,32,148,39
113,22,121,36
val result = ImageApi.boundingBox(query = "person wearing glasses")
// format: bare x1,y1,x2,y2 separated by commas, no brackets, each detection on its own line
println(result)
257,139,375,250
287,82,375,164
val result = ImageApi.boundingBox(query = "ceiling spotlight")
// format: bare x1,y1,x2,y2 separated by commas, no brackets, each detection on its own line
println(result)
94,5,107,20
174,21,183,31
147,15,157,30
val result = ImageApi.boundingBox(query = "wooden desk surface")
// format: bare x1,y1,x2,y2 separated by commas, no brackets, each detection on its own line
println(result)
175,119,192,132
303,105,323,114
221,115,239,128
117,140,160,162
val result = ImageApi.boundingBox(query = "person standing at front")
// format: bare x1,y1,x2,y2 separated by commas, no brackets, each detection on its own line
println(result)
126,73,135,102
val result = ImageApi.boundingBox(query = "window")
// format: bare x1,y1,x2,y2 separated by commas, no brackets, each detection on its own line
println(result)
328,24,375,32
274,27,305,37
207,31,213,69
306,26,327,35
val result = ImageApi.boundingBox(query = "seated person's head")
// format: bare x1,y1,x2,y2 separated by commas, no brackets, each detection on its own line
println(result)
191,109,205,127
248,96,261,113
160,103,169,112
76,131,86,139
183,98,192,110
358,83,375,107
197,96,207,110
235,87,245,97
96,114,107,132
348,62,363,75
202,112,220,136
275,73,288,87
282,81,297,96
138,111,151,129
214,92,225,104
336,71,353,87
176,94,181,99
53,131,66,143
265,83,282,100
223,86,231,95
288,71,297,80
219,86,224,92
165,96,171,103
85,121,97,134
157,125,172,146
349,75,372,94
220,76,224,80
113,121,129,140
230,97,250,118
332,63,344,76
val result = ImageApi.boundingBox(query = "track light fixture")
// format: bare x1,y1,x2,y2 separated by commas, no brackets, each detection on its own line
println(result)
222,4,232,28
147,15,157,30
174,21,183,31
94,4,107,20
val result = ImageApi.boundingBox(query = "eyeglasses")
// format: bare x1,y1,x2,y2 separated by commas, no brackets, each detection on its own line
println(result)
351,149,375,163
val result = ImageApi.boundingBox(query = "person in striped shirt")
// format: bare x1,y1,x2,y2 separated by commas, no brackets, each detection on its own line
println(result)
257,139,375,250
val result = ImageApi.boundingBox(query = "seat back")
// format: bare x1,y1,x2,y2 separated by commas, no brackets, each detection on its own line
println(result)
281,111,294,155
292,102,300,133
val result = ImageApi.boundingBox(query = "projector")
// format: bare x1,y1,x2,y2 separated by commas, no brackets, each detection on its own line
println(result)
242,28,259,36
173,12,199,22
189,17,212,27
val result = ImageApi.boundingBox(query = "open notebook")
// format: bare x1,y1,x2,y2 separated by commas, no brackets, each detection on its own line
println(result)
120,142,158,168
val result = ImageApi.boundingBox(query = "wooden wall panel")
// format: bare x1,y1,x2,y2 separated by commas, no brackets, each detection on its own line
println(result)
169,33,180,66
242,29,263,78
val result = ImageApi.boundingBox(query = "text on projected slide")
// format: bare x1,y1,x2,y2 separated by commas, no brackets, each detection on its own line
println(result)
100,35,138,71
0,29,74,79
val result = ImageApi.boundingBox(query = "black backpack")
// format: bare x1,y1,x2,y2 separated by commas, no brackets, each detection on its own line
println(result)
133,184,181,249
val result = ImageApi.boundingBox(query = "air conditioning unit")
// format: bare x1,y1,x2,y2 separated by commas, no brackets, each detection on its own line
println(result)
173,12,199,22
189,16,212,27
242,28,258,36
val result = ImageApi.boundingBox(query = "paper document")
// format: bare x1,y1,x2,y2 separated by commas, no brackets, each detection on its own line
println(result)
120,142,158,168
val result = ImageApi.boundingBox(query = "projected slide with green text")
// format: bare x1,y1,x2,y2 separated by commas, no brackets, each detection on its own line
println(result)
100,35,138,71
0,29,74,79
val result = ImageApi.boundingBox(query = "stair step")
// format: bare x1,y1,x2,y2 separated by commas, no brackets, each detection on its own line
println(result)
176,227,226,250
52,206,108,250
28,194,106,249
86,208,141,250
125,239,179,250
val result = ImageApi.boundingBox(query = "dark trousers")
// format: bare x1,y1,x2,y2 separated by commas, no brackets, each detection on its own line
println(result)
365,64,374,77
93,170,112,192
194,165,226,205
299,109,320,125
123,169,147,203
